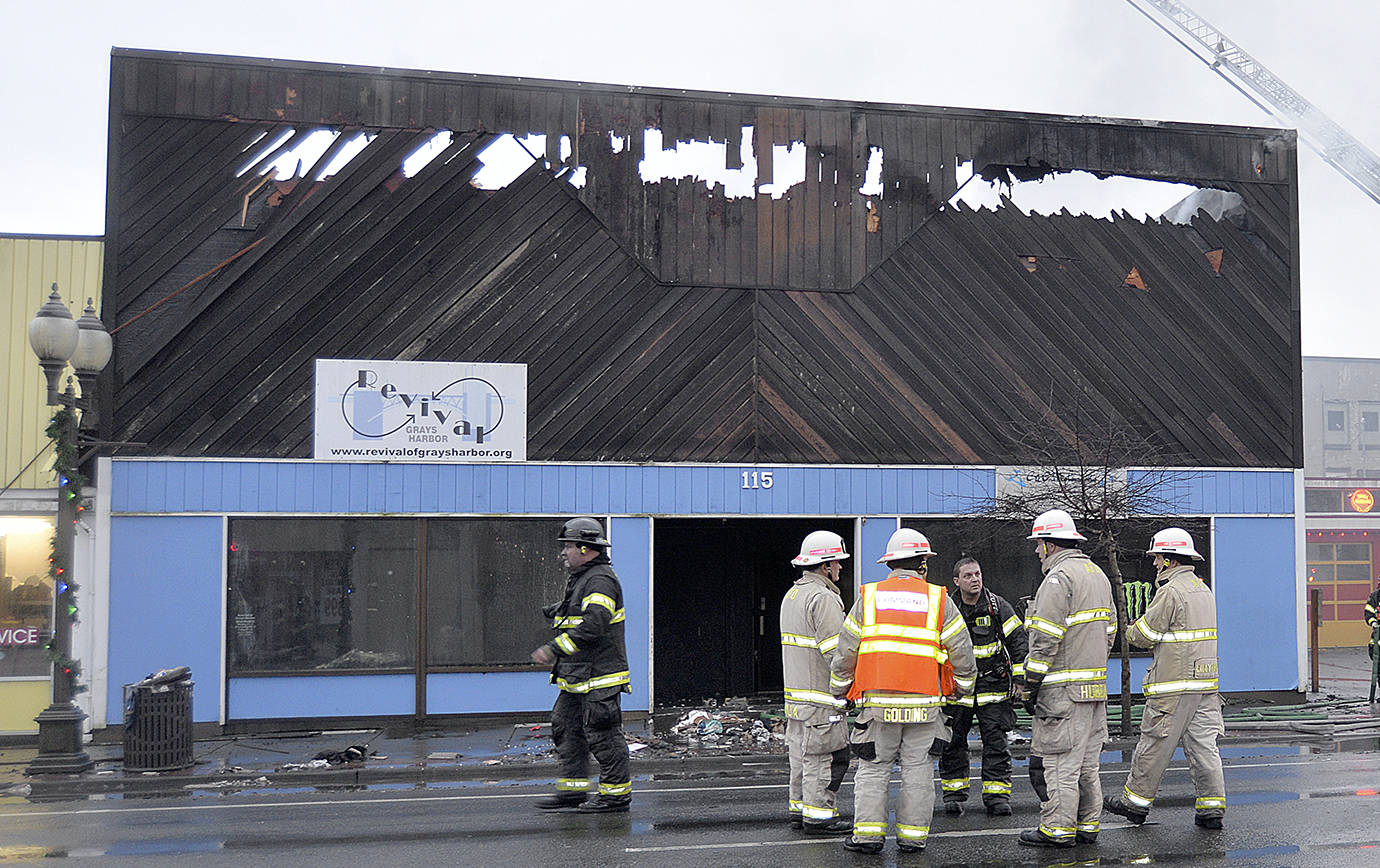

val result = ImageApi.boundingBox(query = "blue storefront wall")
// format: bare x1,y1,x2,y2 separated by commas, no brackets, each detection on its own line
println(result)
107,516,225,725
103,460,1298,725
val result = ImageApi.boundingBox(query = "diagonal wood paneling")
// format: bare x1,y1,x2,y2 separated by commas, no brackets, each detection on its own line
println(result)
102,52,1303,469
109,50,1298,294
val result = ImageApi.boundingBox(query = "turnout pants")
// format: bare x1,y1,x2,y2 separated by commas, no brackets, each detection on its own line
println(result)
938,701,1014,806
786,717,849,822
850,714,941,848
1122,692,1226,819
551,688,631,801
1033,699,1107,843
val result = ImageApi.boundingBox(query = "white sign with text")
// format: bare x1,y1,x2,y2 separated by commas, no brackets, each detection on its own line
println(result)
314,359,527,462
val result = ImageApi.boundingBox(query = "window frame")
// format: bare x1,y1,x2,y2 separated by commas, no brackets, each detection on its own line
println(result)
226,515,576,679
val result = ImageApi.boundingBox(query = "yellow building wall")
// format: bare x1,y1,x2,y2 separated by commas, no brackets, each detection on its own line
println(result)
0,681,50,733
0,236,104,490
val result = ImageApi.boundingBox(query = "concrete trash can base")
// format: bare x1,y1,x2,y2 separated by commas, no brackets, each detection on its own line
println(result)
123,669,194,772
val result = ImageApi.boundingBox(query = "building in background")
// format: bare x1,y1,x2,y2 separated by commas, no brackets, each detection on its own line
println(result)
1303,355,1380,647
0,234,103,734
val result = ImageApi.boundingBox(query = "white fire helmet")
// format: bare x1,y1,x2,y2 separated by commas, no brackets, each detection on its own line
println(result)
1146,527,1203,561
1027,509,1086,542
792,530,851,566
876,528,936,564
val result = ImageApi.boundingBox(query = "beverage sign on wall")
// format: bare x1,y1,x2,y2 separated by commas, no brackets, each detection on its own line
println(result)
314,359,527,462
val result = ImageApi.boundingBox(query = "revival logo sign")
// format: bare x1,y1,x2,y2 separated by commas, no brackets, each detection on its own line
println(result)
314,359,527,462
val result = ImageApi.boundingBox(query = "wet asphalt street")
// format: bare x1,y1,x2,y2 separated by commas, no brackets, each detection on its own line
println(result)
2,743,1379,867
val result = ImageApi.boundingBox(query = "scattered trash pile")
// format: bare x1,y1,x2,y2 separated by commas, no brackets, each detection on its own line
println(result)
278,744,380,771
631,699,789,757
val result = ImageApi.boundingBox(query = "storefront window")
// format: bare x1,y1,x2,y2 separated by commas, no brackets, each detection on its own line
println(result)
903,517,1210,655
0,517,55,678
426,519,566,668
228,519,417,673
228,517,568,675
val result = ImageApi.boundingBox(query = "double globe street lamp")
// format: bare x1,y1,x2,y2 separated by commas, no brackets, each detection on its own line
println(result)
24,283,113,775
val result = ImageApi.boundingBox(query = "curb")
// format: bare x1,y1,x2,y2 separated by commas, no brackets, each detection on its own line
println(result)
8,728,1342,800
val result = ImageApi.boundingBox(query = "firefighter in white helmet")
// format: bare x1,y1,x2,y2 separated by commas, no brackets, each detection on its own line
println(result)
831,527,977,854
780,530,853,834
1018,509,1116,849
1104,528,1226,830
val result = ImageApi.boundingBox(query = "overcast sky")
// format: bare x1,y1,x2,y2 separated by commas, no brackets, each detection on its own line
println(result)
2,0,1376,357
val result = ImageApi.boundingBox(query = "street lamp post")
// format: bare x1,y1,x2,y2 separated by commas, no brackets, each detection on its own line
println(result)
24,284,112,776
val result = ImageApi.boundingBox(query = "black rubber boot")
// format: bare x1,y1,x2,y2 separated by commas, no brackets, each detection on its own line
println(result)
986,800,1012,816
1076,831,1098,844
1195,815,1223,830
1018,829,1075,848
575,795,630,813
1103,794,1149,825
535,792,588,810
843,838,884,854
943,800,963,815
802,818,852,835
788,813,803,829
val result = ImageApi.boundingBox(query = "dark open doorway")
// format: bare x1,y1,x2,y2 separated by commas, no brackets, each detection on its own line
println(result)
652,517,854,706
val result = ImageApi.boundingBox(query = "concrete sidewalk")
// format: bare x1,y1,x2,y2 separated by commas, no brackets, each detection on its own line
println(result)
2,648,1376,801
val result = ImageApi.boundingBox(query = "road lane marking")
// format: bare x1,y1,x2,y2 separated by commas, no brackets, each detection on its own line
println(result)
0,757,1348,820
625,823,1147,853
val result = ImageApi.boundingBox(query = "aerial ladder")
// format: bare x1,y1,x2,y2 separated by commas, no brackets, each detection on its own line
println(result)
1124,0,1380,206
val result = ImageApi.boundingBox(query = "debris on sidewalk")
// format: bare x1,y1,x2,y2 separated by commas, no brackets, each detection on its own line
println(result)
313,744,373,764
647,702,789,755
187,776,271,789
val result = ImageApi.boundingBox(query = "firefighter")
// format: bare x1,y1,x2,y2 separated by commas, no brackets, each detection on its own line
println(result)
1365,576,1380,657
530,517,632,813
1018,509,1116,849
831,528,977,854
937,556,1028,817
780,530,852,834
1104,527,1226,829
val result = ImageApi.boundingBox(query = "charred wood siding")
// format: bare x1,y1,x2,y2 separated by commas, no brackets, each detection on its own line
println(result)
102,51,1302,468
109,50,1294,294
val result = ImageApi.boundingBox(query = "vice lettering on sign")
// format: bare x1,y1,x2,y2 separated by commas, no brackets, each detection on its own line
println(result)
0,627,41,647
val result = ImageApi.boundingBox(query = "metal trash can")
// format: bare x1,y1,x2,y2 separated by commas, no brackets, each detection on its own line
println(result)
123,666,194,771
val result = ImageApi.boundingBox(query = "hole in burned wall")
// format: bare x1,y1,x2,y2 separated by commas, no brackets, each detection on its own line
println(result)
757,141,806,199
471,133,547,189
236,128,375,180
402,131,453,177
639,126,758,198
859,147,884,197
948,162,1214,223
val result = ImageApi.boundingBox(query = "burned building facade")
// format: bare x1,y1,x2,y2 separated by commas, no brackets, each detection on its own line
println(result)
85,49,1301,731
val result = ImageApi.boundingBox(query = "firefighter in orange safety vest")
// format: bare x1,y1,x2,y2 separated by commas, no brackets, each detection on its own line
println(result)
779,530,852,834
1017,509,1116,849
830,528,977,855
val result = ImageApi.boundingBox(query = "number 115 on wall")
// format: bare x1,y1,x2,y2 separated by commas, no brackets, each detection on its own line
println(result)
741,470,774,489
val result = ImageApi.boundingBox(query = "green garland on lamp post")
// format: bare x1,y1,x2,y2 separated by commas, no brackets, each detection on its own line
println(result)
26,285,106,775
44,405,88,695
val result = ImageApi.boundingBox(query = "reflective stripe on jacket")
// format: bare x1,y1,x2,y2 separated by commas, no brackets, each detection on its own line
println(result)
1127,564,1219,696
780,569,847,720
1023,549,1116,705
832,569,978,708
